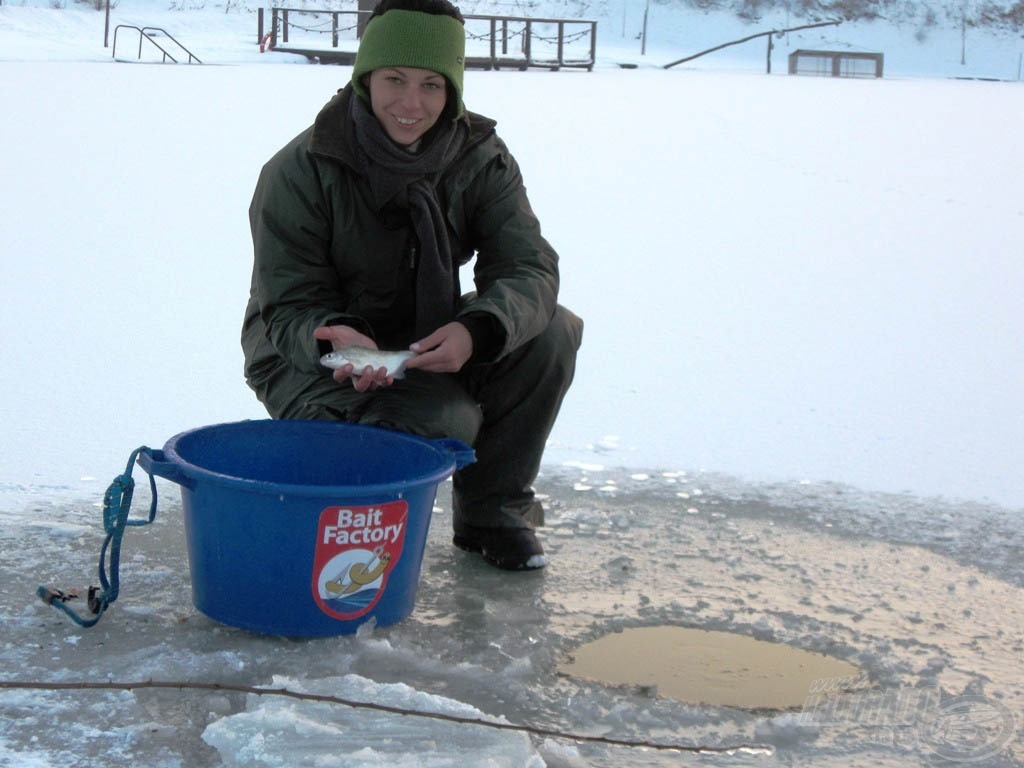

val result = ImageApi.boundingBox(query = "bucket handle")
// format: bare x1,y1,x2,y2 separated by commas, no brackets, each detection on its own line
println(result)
433,438,476,470
37,446,163,628
136,448,196,490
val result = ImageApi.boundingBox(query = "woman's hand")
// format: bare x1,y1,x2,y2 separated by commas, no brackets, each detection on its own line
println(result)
404,322,473,374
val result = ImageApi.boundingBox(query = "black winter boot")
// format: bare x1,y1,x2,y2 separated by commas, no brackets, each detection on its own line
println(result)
453,525,547,571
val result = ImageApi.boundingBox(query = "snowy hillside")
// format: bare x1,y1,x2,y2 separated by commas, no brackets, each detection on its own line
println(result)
1,0,1023,79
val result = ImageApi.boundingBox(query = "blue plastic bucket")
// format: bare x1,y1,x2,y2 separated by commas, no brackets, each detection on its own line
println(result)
137,420,474,637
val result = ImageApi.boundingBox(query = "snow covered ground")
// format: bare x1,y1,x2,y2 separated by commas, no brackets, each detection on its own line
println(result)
0,1,1022,766
1,0,1022,511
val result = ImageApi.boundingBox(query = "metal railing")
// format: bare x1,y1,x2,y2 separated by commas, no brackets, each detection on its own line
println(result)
465,14,596,70
112,25,202,64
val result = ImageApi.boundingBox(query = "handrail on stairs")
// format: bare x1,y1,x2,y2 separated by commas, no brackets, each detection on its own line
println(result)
112,25,202,64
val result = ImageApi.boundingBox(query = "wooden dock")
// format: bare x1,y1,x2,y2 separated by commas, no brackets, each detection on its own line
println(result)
259,8,596,71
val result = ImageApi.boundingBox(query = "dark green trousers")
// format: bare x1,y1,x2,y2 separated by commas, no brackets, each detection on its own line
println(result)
248,305,583,533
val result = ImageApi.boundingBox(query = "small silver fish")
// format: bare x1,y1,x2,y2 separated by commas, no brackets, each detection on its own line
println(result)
320,345,415,379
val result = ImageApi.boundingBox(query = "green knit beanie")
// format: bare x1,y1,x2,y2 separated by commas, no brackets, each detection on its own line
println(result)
352,10,466,115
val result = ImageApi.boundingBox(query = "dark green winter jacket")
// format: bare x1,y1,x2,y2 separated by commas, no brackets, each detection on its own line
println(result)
241,85,560,387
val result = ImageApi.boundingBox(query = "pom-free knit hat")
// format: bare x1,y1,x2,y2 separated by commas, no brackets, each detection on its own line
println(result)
351,9,466,115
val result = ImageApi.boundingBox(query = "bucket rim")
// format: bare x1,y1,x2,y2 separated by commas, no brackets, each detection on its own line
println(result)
160,419,461,498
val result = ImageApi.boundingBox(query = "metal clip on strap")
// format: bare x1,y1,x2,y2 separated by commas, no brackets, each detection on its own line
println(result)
37,447,158,628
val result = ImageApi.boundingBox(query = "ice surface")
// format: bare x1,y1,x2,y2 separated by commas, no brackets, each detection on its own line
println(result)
2,470,1022,767
201,675,545,767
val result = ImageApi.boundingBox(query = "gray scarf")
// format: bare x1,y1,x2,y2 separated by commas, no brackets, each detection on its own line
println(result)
348,95,468,338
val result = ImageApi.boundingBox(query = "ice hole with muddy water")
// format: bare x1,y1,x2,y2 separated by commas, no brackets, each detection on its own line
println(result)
560,625,863,710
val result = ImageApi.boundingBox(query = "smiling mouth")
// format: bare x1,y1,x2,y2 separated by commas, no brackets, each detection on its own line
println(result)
395,116,420,127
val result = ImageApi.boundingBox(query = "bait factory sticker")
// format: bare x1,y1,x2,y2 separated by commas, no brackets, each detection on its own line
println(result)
312,501,407,620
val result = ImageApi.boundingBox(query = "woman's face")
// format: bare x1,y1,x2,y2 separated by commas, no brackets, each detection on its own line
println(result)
367,66,448,146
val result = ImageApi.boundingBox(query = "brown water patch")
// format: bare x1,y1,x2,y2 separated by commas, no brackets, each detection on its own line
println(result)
561,626,862,710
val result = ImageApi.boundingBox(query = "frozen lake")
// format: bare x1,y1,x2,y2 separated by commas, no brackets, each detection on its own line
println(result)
1,1,1022,765
3,468,1022,767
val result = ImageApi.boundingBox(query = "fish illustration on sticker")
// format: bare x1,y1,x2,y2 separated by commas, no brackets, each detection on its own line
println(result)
324,546,392,596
